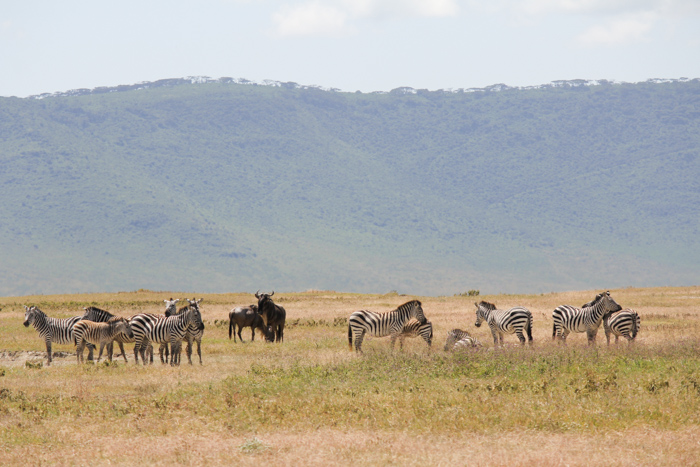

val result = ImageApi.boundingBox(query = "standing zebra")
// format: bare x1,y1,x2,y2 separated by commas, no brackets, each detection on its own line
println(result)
603,309,640,345
348,300,427,353
130,300,204,366
82,306,154,363
474,301,533,347
552,291,622,345
23,306,93,365
444,329,482,351
164,298,205,365
397,318,433,349
73,317,133,363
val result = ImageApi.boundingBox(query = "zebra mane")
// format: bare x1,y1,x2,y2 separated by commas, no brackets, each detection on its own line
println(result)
581,293,604,309
477,301,497,311
395,300,421,313
106,316,126,324
26,306,45,317
84,306,113,317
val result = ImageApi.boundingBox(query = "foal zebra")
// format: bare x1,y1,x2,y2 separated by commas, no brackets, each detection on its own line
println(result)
397,319,433,349
23,306,93,365
552,291,622,345
348,300,427,353
82,306,154,363
73,317,133,363
444,329,482,351
603,309,640,345
164,298,204,365
474,301,533,347
130,300,204,366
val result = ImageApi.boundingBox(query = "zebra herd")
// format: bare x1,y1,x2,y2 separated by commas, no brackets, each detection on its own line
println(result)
23,298,204,366
347,290,640,352
21,290,641,365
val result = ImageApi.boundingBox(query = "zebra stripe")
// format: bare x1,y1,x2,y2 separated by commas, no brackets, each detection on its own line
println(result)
397,319,433,349
474,301,533,347
72,318,133,363
164,298,205,365
23,306,93,365
347,300,427,353
604,309,640,345
444,329,482,351
552,291,623,345
130,301,204,366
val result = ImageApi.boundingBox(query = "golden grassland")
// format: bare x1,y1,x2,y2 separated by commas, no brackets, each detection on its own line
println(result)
1,286,699,466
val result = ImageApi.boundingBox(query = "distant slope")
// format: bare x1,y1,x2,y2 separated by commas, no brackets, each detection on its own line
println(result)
1,79,698,296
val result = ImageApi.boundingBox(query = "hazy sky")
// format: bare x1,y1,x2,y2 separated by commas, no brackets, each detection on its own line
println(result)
1,0,699,97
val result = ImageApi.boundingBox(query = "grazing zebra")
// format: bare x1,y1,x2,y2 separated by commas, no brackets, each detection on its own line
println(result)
396,319,433,349
164,298,205,365
603,309,640,345
444,329,482,351
82,306,154,363
552,291,622,345
130,299,204,366
73,317,133,363
23,306,93,365
348,300,427,353
474,301,533,347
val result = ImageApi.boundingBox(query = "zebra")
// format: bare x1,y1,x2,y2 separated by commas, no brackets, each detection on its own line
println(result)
348,300,427,353
82,306,154,363
396,318,433,349
603,309,640,345
552,291,622,345
23,306,93,365
130,299,204,366
474,301,533,347
73,317,133,363
164,298,205,365
444,329,482,351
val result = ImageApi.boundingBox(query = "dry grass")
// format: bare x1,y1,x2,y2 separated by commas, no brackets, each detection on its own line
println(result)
1,286,699,465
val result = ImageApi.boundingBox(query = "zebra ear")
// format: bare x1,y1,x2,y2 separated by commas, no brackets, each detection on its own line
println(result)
24,305,30,311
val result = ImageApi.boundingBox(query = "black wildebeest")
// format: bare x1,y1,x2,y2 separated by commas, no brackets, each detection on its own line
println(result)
228,304,270,342
255,291,286,343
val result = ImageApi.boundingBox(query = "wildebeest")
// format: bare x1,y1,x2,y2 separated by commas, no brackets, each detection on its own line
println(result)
228,304,270,342
255,291,286,343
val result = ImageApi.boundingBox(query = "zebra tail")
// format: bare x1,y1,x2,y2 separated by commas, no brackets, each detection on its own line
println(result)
552,321,556,340
527,315,533,342
348,324,353,351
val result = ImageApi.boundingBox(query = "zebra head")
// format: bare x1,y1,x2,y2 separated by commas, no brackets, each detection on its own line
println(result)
600,291,623,314
163,298,180,317
186,298,205,330
23,305,37,327
444,329,467,351
474,301,496,327
410,300,427,324
109,316,134,339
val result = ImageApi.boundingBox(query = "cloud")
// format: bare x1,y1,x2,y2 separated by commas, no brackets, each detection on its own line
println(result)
273,0,459,37
577,12,656,45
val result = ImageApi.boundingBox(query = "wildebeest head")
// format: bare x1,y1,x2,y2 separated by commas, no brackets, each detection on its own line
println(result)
255,290,275,325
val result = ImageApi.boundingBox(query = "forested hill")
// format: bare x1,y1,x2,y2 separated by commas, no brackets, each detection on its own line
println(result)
1,78,698,297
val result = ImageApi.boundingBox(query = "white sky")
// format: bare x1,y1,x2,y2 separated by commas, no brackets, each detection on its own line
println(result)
1,0,699,97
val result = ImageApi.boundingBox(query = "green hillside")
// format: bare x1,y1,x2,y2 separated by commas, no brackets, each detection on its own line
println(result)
1,79,698,296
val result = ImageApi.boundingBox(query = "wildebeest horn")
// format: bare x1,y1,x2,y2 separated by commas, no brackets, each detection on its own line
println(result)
255,290,260,298
270,291,274,296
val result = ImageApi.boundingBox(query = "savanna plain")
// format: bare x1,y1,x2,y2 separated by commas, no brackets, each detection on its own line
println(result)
1,286,699,466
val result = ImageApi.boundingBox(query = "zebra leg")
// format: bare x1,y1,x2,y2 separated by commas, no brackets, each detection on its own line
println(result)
516,331,526,345
45,340,52,365
490,329,499,347
186,337,194,365
97,343,106,362
586,330,597,345
196,338,202,365
76,340,85,363
170,339,180,366
159,344,168,364
354,331,365,353
118,341,128,363
87,343,94,362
